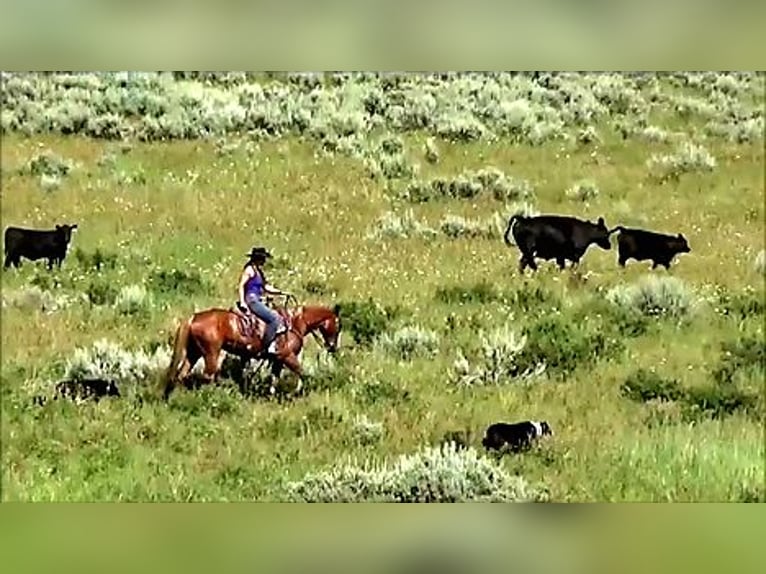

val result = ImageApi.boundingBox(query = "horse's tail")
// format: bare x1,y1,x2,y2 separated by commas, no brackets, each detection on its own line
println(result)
503,214,523,246
164,316,192,399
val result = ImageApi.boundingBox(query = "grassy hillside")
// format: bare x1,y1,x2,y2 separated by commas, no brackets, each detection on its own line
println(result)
1,72,764,501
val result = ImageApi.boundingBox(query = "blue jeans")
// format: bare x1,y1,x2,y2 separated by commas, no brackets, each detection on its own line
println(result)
245,294,282,349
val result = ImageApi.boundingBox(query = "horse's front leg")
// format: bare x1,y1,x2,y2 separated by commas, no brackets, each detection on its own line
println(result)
279,353,304,396
267,361,284,396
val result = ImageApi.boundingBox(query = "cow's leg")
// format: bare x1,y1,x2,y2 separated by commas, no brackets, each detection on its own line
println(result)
519,247,537,271
47,257,54,270
518,255,528,273
651,260,659,269
556,256,567,270
3,254,11,269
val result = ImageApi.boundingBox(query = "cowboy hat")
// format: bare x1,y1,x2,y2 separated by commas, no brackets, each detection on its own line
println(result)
246,246,272,260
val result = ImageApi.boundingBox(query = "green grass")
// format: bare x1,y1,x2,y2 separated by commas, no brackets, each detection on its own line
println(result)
1,73,765,501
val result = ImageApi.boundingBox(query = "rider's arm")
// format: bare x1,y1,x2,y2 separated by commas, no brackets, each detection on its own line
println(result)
264,283,286,296
238,267,253,305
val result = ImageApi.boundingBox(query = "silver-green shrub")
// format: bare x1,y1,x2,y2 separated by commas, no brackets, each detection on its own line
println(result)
63,339,171,385
283,442,548,502
375,325,440,360
606,276,697,320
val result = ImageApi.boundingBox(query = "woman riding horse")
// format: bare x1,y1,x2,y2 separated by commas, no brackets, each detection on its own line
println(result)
238,246,291,357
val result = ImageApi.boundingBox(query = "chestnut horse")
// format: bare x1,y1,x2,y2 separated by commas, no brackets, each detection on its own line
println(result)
163,301,342,399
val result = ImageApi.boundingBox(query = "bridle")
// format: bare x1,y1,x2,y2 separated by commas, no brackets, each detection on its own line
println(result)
276,294,338,353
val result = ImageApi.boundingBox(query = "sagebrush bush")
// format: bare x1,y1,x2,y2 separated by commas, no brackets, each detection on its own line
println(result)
606,276,697,320
63,339,170,385
367,152,418,182
1,286,73,313
450,325,546,387
401,168,534,204
423,137,439,164
366,210,437,240
350,414,384,446
646,141,717,183
2,72,759,151
39,174,62,192
578,296,650,338
336,298,397,346
435,281,500,305
114,284,152,316
518,313,620,377
376,325,440,360
19,149,75,178
439,214,497,240
282,443,548,502
640,125,672,143
576,126,600,145
564,179,599,202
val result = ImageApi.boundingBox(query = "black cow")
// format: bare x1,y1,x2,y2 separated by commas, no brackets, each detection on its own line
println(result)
482,420,553,454
503,214,612,272
610,226,691,269
3,224,78,270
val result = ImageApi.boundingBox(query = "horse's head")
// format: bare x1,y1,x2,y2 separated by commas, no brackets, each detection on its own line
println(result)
297,303,343,354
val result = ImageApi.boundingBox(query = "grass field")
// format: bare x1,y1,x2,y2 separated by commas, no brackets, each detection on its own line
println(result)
1,72,764,501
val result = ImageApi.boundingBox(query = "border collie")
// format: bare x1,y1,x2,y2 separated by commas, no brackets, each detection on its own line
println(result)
481,420,553,453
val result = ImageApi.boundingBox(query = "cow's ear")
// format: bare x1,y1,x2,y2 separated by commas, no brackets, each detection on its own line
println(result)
677,233,683,239
55,225,62,230
597,217,605,227
71,224,78,230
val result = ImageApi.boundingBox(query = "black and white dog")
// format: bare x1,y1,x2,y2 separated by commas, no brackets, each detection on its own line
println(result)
34,378,122,406
481,420,553,454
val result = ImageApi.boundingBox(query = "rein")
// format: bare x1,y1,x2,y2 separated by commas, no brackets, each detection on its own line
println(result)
241,294,334,352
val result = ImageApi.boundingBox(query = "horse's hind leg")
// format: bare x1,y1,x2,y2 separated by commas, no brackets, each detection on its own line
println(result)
201,346,223,386
178,345,201,388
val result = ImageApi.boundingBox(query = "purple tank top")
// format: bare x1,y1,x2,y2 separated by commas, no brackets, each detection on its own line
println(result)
244,267,265,299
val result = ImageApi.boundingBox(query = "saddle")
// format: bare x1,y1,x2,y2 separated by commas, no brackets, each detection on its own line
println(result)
231,303,292,342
